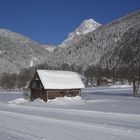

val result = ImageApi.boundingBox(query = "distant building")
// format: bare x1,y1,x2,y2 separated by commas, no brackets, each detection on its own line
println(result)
29,70,84,102
101,77,113,85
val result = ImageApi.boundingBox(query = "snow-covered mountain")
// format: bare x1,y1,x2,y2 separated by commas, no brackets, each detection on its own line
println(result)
0,10,140,76
0,29,52,74
59,19,101,48
53,10,140,69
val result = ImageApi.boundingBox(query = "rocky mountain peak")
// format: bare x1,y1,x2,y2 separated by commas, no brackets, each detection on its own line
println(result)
59,19,101,48
75,19,101,35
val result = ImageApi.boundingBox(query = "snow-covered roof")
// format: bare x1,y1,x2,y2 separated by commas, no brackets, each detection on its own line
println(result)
37,70,84,89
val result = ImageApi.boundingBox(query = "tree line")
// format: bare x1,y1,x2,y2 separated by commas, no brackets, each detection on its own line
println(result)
0,61,139,96
0,63,83,89
0,26,140,96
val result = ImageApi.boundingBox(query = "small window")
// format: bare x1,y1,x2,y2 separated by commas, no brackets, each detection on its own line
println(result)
36,80,41,88
31,80,42,89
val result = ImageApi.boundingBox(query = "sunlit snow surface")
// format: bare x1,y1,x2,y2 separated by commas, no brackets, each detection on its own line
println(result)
0,85,140,140
37,70,84,89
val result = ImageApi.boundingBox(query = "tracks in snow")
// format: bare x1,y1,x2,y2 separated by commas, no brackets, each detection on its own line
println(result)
0,101,140,140
0,110,140,140
0,127,44,140
8,104,140,123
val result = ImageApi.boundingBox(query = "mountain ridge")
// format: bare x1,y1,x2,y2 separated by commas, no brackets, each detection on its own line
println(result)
0,29,52,74
58,19,101,48
53,9,140,69
0,10,140,75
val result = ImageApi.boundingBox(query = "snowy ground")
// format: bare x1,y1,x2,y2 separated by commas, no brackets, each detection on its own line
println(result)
0,85,140,140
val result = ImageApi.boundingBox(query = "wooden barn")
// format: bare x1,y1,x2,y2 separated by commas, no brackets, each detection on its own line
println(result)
29,70,84,102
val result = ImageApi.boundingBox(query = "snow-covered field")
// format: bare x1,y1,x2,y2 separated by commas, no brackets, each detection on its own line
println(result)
0,85,140,140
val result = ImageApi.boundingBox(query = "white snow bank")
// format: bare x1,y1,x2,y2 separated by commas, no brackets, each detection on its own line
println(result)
37,70,84,89
8,96,84,106
8,98,29,105
33,98,45,103
48,96,84,105
110,84,132,88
